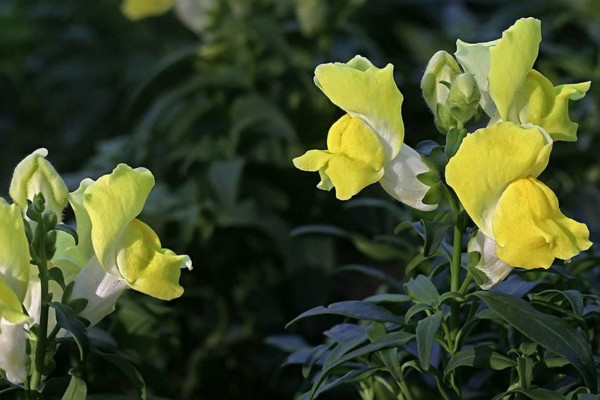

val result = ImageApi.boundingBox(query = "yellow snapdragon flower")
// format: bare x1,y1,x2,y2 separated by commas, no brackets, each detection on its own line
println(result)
455,17,590,141
446,122,591,276
294,56,436,210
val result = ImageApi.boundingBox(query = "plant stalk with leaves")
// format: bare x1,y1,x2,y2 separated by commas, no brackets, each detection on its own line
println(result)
283,17,598,400
0,149,191,399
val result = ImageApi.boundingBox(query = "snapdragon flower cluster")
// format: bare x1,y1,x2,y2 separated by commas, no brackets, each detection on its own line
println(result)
294,18,592,289
0,149,191,384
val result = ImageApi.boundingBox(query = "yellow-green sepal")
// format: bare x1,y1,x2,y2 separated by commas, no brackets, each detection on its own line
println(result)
314,56,404,159
516,70,590,141
9,148,68,217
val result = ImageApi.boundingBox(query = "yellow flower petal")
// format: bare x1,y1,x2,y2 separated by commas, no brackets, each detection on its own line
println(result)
445,122,551,236
314,56,404,158
516,70,591,141
122,0,175,20
0,278,29,324
0,318,27,384
455,18,541,119
116,219,191,300
488,18,541,121
293,150,331,172
0,200,30,303
493,177,592,269
84,164,191,300
323,156,384,201
293,114,385,200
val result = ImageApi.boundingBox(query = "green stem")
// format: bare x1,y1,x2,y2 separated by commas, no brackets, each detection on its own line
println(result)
458,273,472,294
450,223,463,294
399,380,414,400
448,211,464,399
29,223,49,393
449,222,463,340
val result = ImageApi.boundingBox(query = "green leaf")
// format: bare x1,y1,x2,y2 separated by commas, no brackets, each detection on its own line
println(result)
422,213,453,257
473,292,597,391
49,302,89,361
298,367,377,400
48,267,66,290
286,301,403,328
416,171,440,186
445,127,468,159
405,275,440,307
438,292,465,305
536,289,584,316
54,224,79,246
416,312,443,370
304,331,414,400
422,184,442,206
61,374,87,400
365,294,411,303
445,345,515,375
511,387,566,400
378,347,403,383
323,326,368,370
93,351,147,400
405,303,431,324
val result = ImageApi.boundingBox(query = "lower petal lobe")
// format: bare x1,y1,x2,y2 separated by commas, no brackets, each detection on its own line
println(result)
493,177,591,269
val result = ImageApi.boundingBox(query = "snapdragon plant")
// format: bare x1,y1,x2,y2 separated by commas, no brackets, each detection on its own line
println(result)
282,18,599,399
0,149,191,399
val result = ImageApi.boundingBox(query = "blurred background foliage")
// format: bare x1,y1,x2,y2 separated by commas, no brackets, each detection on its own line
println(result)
0,0,599,398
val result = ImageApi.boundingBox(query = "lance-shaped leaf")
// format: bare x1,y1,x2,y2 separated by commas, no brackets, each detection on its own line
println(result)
286,301,403,328
474,292,597,391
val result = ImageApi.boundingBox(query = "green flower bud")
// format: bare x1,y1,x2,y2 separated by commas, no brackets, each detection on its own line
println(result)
43,212,58,230
435,103,456,134
9,149,68,218
33,193,46,213
447,73,481,123
45,230,57,260
421,50,462,120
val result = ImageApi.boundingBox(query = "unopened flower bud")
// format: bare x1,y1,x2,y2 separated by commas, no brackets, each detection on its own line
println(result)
9,149,68,218
421,51,461,117
43,212,58,230
447,73,481,122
